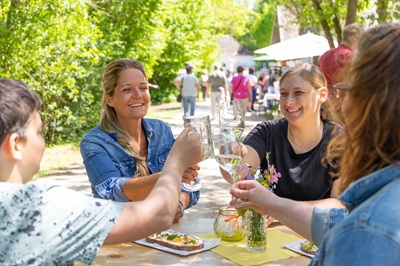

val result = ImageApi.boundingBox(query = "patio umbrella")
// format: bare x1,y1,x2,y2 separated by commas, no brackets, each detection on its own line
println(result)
254,32,331,61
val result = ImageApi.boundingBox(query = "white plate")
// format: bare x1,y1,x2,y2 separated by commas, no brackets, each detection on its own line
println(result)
282,239,316,258
135,229,221,256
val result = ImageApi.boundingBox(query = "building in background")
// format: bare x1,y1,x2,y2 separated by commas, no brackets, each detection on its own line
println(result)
217,35,255,73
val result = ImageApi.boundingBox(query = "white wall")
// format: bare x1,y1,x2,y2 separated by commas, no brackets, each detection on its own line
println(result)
221,55,255,73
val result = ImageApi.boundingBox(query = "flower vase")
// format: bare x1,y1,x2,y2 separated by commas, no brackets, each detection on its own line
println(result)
245,209,267,253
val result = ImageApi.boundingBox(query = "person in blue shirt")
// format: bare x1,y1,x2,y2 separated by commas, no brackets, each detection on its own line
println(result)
229,23,400,265
0,78,204,265
81,58,200,223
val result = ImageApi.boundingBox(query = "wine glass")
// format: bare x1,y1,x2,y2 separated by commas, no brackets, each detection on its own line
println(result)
213,128,242,184
218,100,245,138
182,115,214,191
214,128,252,209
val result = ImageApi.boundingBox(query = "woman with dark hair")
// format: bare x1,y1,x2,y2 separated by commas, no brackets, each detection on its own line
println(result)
230,23,400,265
223,63,340,203
81,59,200,223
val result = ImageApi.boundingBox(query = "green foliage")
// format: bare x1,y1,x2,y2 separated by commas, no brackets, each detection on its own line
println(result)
0,0,102,144
3,0,397,146
238,0,276,51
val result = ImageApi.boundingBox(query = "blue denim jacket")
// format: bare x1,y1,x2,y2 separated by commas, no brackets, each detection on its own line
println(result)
80,118,199,208
310,164,400,265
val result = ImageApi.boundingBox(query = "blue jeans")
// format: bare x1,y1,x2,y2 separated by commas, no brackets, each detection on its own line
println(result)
182,96,196,117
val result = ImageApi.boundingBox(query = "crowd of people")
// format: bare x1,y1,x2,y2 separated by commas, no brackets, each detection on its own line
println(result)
1,22,399,265
174,60,290,127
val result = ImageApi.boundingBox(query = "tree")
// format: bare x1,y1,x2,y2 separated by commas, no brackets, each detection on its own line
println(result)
0,0,102,143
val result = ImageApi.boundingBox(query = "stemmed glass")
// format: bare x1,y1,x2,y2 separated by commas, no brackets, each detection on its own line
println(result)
214,127,252,209
219,100,245,138
182,115,214,191
213,128,242,184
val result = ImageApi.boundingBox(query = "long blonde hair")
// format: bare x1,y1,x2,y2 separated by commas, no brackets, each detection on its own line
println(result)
100,58,150,177
326,23,400,193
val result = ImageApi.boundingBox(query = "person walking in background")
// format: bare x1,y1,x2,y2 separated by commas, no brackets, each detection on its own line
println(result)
279,60,291,75
230,23,400,265
0,78,204,265
246,67,258,112
200,70,209,102
208,63,228,120
225,69,233,101
230,65,251,126
81,59,200,224
174,63,200,117
318,23,364,106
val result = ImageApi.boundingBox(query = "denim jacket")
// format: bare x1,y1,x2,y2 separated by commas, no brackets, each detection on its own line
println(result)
80,118,199,209
310,164,400,265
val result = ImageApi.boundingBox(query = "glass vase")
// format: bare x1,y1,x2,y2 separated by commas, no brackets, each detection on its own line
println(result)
245,209,267,252
214,206,245,241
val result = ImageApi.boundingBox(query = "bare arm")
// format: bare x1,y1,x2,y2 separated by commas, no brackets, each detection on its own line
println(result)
104,126,203,244
301,179,344,208
173,77,181,89
247,81,252,101
230,180,314,241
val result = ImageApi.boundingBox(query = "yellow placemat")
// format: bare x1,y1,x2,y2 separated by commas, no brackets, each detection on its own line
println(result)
199,229,302,266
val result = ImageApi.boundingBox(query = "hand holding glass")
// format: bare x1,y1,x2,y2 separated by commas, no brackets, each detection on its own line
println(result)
182,115,214,191
213,129,242,184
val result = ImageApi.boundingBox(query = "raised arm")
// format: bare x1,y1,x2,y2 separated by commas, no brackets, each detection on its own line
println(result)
230,180,314,241
104,126,203,244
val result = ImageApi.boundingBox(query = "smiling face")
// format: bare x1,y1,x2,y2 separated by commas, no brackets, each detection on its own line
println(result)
106,68,150,123
279,74,326,126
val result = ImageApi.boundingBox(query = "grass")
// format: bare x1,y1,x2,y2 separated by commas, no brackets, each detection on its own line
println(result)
35,143,82,179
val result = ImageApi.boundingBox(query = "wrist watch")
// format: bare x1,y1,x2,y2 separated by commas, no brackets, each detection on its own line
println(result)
178,201,185,218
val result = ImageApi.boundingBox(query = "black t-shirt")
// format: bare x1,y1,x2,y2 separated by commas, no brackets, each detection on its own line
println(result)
244,119,338,200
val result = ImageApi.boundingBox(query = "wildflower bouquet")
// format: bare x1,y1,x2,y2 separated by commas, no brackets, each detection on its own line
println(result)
234,152,281,191
234,152,281,252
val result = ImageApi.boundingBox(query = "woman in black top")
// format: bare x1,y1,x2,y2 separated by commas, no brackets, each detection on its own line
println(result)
223,63,341,203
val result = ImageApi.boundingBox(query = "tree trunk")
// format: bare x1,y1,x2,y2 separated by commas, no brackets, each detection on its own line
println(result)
376,0,389,23
333,14,342,44
345,0,358,25
311,0,335,48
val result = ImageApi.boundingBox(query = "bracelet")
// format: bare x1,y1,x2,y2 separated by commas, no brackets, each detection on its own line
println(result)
178,201,185,218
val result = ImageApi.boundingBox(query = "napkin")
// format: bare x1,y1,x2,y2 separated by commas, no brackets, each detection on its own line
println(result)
199,228,302,266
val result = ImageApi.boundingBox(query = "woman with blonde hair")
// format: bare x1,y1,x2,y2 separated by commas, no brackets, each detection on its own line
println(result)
81,59,200,223
230,23,400,265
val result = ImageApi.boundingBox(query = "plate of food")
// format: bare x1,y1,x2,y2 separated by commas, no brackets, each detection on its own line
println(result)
282,240,318,258
135,229,220,256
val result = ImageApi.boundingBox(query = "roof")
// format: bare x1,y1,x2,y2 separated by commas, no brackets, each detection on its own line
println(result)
217,35,254,56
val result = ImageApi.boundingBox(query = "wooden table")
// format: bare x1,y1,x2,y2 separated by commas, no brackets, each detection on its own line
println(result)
77,218,311,266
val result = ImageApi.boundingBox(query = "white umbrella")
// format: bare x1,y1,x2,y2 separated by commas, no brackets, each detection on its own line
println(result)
254,32,331,61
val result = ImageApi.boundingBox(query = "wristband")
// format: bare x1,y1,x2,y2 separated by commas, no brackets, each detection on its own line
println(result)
178,201,185,218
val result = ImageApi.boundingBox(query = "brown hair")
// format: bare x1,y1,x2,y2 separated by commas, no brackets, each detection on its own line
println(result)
279,63,337,123
326,23,400,193
100,58,150,177
0,79,41,144
342,23,364,46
